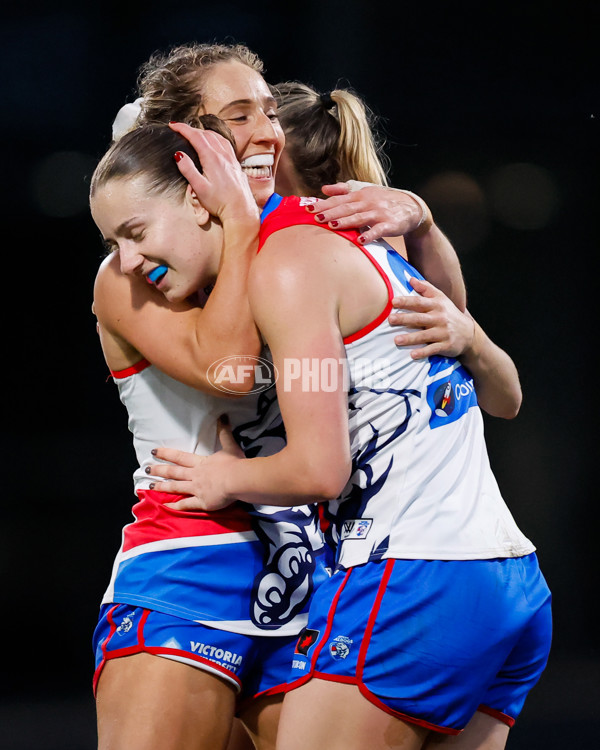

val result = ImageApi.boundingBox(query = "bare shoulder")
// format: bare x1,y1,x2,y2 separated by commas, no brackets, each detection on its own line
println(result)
250,224,351,292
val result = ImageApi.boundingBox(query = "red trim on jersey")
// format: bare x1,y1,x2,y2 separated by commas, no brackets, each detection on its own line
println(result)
258,196,361,252
111,359,151,379
342,244,393,344
258,196,393,345
477,704,516,728
122,490,255,552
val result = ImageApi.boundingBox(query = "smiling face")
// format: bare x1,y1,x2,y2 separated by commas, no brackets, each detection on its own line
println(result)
198,60,285,208
91,175,223,302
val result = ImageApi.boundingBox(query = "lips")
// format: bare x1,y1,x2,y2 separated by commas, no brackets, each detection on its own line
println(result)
240,154,274,179
147,264,168,285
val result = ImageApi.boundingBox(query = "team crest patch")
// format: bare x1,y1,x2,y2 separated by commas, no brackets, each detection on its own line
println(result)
340,519,372,540
295,628,320,656
329,635,353,660
116,612,136,636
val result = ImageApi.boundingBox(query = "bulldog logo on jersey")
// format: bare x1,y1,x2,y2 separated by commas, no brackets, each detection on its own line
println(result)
116,612,135,636
329,635,353,660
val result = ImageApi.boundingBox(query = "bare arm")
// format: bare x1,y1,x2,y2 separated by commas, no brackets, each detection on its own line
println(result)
93,129,262,394
148,226,353,510
390,277,522,419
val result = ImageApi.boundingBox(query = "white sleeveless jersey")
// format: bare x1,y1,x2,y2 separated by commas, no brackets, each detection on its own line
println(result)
259,196,535,571
104,358,330,635
114,360,222,490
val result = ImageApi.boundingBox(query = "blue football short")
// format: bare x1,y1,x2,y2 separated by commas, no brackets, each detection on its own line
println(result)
93,603,298,704
287,554,552,734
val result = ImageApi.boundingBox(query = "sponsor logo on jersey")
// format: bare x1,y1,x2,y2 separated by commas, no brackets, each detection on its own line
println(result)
329,635,353,660
190,641,243,671
427,360,478,429
340,519,373,540
295,628,320,656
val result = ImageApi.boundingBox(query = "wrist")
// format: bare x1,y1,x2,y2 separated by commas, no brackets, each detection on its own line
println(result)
460,315,482,365
398,189,434,238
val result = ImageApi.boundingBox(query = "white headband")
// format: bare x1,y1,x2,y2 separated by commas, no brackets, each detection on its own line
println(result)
111,97,144,141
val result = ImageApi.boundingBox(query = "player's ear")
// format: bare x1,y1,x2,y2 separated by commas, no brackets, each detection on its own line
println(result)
185,183,210,227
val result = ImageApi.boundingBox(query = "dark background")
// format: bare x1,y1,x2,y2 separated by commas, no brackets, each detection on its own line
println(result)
2,1,597,747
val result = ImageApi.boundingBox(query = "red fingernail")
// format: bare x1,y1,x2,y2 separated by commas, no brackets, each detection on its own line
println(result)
306,205,315,212
330,220,338,228
316,213,325,221
358,235,366,244
174,151,185,162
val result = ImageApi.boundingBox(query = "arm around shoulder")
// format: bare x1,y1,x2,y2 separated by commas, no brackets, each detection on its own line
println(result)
93,253,261,395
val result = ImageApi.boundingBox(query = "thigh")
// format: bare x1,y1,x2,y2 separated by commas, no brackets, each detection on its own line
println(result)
424,711,510,750
93,604,253,695
239,693,283,750
96,651,236,750
276,679,428,750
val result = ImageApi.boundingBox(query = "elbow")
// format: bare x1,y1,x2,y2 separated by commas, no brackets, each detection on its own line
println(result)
486,390,523,420
301,459,351,503
502,393,523,420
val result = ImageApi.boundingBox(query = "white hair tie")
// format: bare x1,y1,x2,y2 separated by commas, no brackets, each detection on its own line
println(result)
111,97,144,141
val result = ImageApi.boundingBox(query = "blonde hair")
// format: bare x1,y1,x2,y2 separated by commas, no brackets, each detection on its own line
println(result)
136,42,264,125
273,81,389,197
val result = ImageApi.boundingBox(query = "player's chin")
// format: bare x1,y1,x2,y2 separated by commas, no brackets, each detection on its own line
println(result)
249,178,275,208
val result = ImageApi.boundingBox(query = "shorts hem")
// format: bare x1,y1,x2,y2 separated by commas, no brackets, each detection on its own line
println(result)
477,703,516,728
93,645,242,697
286,671,460,735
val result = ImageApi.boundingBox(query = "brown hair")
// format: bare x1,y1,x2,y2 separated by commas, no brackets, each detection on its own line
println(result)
90,116,234,201
273,81,390,197
136,42,265,126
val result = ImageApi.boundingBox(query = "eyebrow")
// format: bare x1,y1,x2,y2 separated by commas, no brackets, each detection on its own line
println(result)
114,217,144,236
217,96,277,115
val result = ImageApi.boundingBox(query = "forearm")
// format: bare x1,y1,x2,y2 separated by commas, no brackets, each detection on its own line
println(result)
200,216,261,363
405,223,467,312
460,318,522,419
221,446,349,507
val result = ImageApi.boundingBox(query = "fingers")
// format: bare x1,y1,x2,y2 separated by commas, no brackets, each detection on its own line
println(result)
151,446,198,467
146,461,196,481
217,417,245,458
320,182,351,196
406,276,437,297
164,496,208,511
173,150,209,194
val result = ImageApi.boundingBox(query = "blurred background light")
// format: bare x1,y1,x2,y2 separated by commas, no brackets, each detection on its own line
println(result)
419,170,489,252
488,162,560,230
